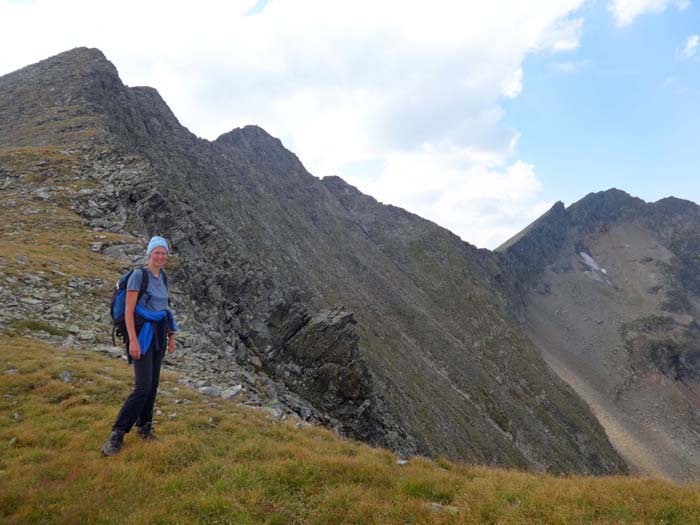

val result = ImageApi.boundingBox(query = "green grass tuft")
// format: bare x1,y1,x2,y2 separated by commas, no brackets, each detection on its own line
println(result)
8,319,68,337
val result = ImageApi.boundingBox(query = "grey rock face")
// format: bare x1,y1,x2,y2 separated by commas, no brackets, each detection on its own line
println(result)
266,304,393,444
221,385,243,400
198,386,222,397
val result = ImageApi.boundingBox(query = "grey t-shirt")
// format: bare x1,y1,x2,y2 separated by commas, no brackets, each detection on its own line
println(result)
126,268,169,311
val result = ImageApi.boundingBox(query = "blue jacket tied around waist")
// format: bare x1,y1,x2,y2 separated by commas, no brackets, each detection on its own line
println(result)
134,305,178,356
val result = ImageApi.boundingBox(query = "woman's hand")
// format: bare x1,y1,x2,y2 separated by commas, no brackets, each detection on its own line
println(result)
129,340,142,360
168,334,175,353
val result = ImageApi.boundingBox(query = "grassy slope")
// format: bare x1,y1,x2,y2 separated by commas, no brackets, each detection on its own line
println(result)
2,337,700,525
0,336,700,523
2,146,700,524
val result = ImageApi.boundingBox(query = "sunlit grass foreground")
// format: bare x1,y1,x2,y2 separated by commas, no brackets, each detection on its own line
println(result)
1,336,699,524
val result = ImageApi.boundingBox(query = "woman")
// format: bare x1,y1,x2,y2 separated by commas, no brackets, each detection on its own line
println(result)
102,236,178,456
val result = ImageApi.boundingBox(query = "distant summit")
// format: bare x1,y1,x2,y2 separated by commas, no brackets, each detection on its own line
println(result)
567,188,645,229
499,186,700,480
215,125,308,175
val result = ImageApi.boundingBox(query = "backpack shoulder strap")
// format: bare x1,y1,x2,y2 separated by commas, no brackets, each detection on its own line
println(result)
138,267,149,300
162,270,170,307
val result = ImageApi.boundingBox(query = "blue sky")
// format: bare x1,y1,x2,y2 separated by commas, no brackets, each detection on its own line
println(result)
507,1,699,207
0,0,697,247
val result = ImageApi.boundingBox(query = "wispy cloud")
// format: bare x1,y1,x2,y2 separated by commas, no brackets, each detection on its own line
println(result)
680,34,699,59
608,0,689,27
552,60,591,74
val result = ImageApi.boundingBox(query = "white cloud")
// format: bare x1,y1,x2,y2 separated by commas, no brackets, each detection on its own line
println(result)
358,143,554,248
608,0,690,27
0,0,588,248
681,34,700,59
535,17,584,52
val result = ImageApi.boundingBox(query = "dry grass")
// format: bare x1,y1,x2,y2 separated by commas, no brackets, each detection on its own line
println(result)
1,146,133,287
0,106,101,147
1,335,700,524
0,146,75,170
0,200,125,285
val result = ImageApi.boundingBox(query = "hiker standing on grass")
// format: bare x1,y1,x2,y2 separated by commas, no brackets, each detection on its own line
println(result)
102,236,178,456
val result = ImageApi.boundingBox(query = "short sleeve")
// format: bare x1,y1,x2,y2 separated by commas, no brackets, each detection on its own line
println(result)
126,269,143,291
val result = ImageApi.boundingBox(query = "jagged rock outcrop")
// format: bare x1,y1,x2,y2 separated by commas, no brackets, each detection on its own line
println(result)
265,304,398,443
0,48,628,475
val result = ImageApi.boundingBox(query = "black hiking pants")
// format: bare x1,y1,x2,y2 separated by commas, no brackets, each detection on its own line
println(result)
113,344,165,433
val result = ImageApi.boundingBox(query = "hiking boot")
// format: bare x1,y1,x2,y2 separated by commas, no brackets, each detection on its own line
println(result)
136,423,156,441
101,430,124,456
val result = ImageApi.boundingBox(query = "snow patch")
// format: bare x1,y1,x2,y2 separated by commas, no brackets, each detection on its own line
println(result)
579,251,612,286
580,252,606,274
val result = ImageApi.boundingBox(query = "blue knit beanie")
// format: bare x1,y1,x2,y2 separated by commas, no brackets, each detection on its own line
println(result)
146,236,169,258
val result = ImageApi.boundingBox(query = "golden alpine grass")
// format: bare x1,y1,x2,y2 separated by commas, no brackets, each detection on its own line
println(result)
1,335,700,524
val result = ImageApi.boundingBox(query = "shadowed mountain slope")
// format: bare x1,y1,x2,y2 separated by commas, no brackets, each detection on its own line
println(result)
0,48,626,475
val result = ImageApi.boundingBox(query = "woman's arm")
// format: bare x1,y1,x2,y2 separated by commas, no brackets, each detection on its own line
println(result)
125,290,141,360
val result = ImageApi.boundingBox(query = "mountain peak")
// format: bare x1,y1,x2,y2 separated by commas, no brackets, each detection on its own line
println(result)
568,188,645,228
9,47,114,76
215,124,282,149
214,125,307,174
3,46,121,91
496,201,566,253
45,46,112,68
0,47,191,149
0,47,124,147
651,196,700,215
496,189,648,290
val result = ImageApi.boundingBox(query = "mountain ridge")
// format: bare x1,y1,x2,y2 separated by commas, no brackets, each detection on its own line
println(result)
1,47,635,475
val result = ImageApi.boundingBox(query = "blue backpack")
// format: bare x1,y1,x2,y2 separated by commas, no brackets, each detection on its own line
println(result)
110,268,168,345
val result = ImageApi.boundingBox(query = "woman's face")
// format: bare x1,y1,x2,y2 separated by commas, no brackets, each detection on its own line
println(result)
149,246,168,268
